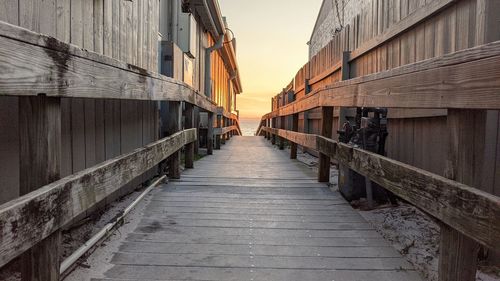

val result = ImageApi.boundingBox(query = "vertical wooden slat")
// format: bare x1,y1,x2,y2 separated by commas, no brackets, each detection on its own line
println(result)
318,107,333,182
440,109,482,281
19,96,61,281
39,0,56,37
0,0,19,25
94,0,104,54
71,99,86,173
82,0,94,50
56,0,70,43
84,99,96,168
70,0,83,46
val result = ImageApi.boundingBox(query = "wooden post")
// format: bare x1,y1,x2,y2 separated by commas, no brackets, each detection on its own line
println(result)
439,109,482,281
184,103,194,169
278,116,285,150
338,51,351,127
19,96,62,281
207,112,214,155
318,107,333,182
215,114,221,149
302,111,309,152
290,113,299,159
194,107,200,155
167,101,181,179
271,118,276,145
266,119,270,140
221,117,226,145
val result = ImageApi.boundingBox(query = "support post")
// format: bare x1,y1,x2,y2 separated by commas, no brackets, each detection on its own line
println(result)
271,118,276,145
439,109,482,281
279,116,285,150
207,112,214,155
290,113,299,159
167,101,181,179
215,114,222,149
19,96,62,281
318,106,333,182
194,107,200,155
221,117,226,145
184,103,194,169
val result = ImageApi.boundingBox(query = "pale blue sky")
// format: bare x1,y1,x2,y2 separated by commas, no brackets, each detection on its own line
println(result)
219,0,323,118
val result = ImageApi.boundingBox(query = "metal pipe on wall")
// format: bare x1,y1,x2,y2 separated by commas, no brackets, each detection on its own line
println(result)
204,34,224,99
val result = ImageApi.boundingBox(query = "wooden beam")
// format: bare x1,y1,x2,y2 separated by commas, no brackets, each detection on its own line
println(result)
0,20,217,113
260,127,500,250
318,107,333,182
0,129,196,268
19,96,61,281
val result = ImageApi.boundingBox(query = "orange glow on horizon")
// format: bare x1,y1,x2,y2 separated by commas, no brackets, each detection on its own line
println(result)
219,0,323,119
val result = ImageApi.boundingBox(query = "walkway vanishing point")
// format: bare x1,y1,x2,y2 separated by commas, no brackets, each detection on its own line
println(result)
76,136,422,281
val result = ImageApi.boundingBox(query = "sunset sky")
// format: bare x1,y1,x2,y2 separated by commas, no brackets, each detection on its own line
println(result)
219,0,323,119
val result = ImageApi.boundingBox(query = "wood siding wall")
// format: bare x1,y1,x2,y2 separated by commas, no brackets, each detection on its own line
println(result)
0,0,161,204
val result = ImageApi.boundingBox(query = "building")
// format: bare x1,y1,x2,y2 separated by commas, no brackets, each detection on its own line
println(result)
0,0,243,204
309,0,370,58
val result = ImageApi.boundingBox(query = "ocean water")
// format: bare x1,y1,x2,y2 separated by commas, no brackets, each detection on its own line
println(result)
239,118,261,136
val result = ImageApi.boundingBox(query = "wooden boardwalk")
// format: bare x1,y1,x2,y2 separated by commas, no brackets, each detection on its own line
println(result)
93,136,422,281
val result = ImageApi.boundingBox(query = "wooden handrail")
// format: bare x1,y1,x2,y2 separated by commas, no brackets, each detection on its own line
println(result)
0,128,197,268
0,21,217,113
262,40,500,120
261,127,500,251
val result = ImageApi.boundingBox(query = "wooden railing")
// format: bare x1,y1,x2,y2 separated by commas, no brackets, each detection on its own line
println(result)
259,39,500,281
0,129,197,268
214,107,242,149
0,20,236,280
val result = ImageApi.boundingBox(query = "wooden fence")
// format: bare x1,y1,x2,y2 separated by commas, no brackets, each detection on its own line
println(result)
259,0,500,280
259,40,500,280
0,17,241,280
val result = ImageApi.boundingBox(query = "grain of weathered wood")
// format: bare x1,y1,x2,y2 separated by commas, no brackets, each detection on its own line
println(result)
261,128,500,250
0,21,218,112
265,40,500,118
167,102,181,179
0,129,197,268
89,137,421,281
19,96,61,281
439,109,482,281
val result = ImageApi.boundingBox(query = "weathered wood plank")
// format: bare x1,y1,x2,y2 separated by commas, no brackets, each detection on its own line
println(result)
0,20,217,112
0,129,197,268
167,101,181,179
261,127,500,251
350,0,457,61
19,96,61,281
264,40,500,118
